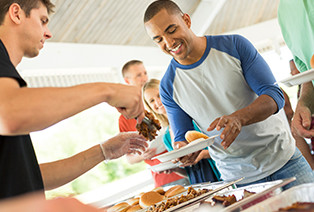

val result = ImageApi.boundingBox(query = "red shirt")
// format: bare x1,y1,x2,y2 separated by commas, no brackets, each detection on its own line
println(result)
144,150,184,187
118,115,184,187
119,115,137,132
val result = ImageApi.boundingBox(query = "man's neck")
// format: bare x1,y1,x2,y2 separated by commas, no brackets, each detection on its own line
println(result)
178,36,207,66
0,30,23,67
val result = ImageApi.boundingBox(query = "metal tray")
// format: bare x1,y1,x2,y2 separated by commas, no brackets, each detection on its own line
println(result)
193,177,295,212
160,177,244,212
242,182,314,212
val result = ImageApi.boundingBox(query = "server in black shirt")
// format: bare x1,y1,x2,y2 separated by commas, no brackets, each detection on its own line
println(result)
0,0,147,206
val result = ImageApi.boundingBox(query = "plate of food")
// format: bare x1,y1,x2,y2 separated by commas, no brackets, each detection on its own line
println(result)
276,68,314,87
152,131,219,163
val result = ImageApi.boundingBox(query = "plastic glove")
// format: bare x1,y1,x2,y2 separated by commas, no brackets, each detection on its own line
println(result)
100,132,148,160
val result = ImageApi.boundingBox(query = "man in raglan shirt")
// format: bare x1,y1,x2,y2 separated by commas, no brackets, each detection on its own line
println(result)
143,0,314,190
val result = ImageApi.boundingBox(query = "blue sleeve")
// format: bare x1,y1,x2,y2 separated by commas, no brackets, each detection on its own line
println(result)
234,35,285,112
160,71,195,142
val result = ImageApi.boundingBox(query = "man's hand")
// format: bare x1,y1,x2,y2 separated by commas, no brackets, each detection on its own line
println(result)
207,115,242,149
142,148,157,160
173,141,201,167
100,132,148,160
291,104,314,138
107,84,145,120
291,80,314,138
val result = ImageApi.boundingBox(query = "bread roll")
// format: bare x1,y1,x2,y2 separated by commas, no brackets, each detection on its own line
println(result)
311,54,314,69
126,197,139,206
152,186,165,195
164,185,186,197
139,191,164,208
185,130,209,143
126,204,142,212
107,202,130,212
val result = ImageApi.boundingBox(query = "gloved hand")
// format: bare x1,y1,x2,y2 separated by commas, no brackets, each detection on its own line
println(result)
100,132,148,160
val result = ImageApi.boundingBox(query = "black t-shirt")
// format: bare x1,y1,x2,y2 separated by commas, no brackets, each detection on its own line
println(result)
0,40,44,199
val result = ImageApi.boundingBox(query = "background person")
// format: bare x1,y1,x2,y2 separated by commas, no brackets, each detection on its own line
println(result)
119,60,148,132
143,0,314,190
281,59,314,169
278,0,314,140
143,79,221,184
0,0,147,200
118,60,189,187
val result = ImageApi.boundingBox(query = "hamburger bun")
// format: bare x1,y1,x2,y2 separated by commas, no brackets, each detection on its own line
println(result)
126,204,142,212
107,202,130,212
152,186,165,195
311,54,314,69
139,191,164,208
164,185,186,198
185,131,209,143
126,197,139,206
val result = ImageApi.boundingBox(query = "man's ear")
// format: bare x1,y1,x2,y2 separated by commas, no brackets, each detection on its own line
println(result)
182,13,191,28
124,77,130,84
8,3,23,24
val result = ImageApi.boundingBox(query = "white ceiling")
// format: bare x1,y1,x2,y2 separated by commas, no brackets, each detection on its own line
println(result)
17,0,286,87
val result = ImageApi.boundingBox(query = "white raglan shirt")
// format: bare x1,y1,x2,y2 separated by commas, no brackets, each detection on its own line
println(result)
160,35,295,184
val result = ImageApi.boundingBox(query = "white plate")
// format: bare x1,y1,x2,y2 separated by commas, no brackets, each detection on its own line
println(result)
277,69,314,87
152,135,219,162
149,161,182,172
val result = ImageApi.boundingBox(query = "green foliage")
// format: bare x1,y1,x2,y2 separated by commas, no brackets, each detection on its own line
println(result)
31,103,147,199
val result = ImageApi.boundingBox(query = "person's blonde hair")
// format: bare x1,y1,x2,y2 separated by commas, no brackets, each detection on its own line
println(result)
143,79,169,127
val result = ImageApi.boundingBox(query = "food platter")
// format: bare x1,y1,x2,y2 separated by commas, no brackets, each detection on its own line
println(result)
220,177,296,211
276,68,314,87
161,177,244,212
152,135,219,163
242,182,314,212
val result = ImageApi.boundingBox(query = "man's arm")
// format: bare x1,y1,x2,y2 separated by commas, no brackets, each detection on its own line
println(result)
0,78,144,135
207,35,284,149
208,94,278,149
40,145,103,190
40,132,147,190
0,192,100,212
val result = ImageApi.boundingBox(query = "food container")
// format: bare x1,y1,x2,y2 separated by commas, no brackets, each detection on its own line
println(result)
194,177,295,212
242,183,314,212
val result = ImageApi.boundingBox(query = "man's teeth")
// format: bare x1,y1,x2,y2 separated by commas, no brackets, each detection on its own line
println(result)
171,44,181,52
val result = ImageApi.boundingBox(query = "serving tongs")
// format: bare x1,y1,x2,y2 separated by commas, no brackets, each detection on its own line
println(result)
136,115,161,141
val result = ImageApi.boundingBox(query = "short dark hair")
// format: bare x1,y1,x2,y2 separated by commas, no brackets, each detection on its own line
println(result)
144,0,183,23
122,60,143,77
0,0,55,25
